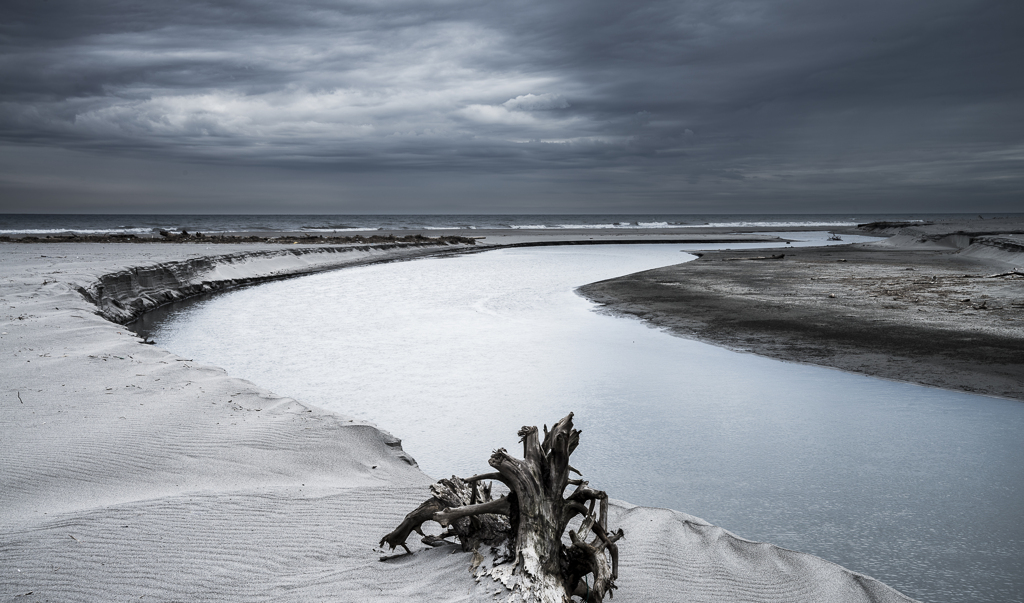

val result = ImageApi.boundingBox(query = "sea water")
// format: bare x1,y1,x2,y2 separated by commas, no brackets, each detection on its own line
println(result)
143,236,1023,603
1,212,1016,236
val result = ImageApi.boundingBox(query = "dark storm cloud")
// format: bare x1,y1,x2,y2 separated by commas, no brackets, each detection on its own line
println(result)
0,0,1020,211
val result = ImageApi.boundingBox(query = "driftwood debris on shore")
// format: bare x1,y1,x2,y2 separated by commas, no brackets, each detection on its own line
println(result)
986,269,1024,278
722,253,786,261
380,413,624,602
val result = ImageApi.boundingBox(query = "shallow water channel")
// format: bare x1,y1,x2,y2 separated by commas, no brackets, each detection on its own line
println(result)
140,235,1023,603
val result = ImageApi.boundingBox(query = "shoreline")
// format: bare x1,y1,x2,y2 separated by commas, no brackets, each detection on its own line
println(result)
2,236,920,602
0,228,792,246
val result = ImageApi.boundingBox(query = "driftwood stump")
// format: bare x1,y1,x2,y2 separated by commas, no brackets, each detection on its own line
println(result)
380,413,623,602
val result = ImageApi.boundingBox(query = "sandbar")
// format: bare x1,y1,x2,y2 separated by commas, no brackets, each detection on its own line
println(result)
579,219,1024,401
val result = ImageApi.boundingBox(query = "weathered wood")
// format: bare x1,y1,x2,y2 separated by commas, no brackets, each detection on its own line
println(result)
379,476,512,560
380,413,623,602
722,254,786,261
986,269,1024,278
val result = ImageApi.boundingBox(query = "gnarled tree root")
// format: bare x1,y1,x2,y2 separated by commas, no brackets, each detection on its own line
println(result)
380,413,624,602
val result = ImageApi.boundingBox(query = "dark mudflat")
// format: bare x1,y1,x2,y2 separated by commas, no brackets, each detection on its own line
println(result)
579,243,1024,401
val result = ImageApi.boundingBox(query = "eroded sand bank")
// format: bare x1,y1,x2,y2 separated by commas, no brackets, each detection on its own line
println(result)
1,238,915,602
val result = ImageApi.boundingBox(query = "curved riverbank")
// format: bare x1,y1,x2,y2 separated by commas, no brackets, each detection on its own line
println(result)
1,240,917,602
578,222,1024,401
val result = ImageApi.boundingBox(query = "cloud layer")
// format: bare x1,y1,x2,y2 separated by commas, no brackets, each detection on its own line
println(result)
0,0,1021,211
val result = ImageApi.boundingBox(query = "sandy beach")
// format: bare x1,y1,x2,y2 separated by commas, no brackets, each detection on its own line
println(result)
2,234,930,602
580,219,1024,401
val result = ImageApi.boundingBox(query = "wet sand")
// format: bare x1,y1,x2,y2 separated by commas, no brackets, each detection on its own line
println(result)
579,219,1024,401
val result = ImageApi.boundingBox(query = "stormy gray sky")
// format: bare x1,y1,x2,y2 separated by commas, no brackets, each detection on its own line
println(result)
0,0,1020,213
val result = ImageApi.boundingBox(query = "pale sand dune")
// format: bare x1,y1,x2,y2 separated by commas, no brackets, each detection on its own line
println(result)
1,241,915,602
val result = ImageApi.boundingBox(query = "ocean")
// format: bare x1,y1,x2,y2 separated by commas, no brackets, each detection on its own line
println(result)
0,212,1013,236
